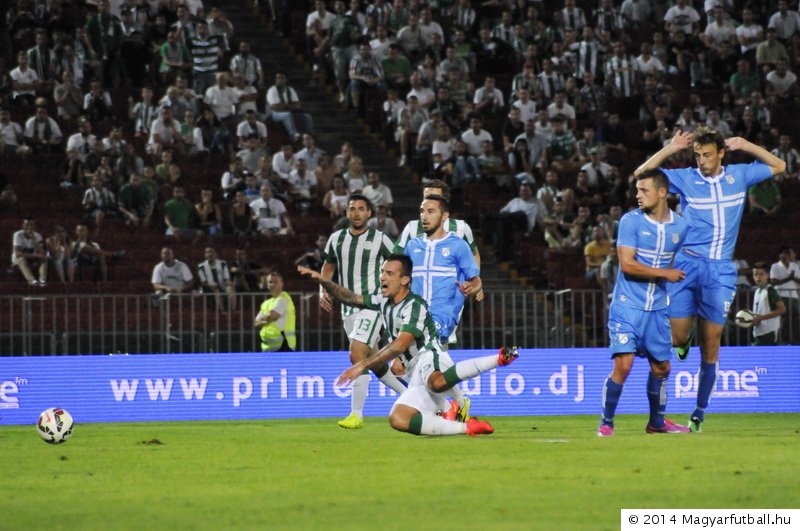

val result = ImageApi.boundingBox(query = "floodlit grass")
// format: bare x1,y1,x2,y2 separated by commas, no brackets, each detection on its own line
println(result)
2,414,798,530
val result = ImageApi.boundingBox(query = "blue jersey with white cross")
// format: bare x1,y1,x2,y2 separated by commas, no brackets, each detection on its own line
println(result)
612,209,688,311
404,232,480,331
664,162,772,260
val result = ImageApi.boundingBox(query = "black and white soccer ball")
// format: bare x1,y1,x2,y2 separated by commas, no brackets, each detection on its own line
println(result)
37,407,74,444
734,309,755,329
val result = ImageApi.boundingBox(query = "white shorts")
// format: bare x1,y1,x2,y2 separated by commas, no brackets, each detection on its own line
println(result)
392,349,454,415
343,308,382,349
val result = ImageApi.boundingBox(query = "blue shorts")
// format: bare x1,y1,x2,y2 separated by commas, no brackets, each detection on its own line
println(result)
667,251,737,325
608,304,672,362
431,312,458,342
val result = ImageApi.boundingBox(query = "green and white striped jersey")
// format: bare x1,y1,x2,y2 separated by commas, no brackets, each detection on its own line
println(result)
394,218,477,253
365,290,443,365
324,227,394,316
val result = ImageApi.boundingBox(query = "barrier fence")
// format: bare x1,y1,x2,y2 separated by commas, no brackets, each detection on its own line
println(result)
1,288,797,355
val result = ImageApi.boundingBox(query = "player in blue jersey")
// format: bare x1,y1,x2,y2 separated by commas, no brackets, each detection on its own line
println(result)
635,127,786,432
402,194,482,422
599,169,691,437
299,255,518,437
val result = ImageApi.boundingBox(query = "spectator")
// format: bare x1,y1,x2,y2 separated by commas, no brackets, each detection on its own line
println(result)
362,171,393,211
729,59,761,105
397,94,427,166
406,71,435,109
236,109,268,149
287,158,319,212
756,28,789,72
195,188,223,237
82,175,118,233
66,118,96,162
294,234,328,271
10,50,40,108
229,190,255,239
265,72,314,141
343,156,366,192
164,185,198,240
323,174,350,219
272,142,297,181
473,75,505,117
152,246,194,295
197,107,234,156
297,134,324,174
24,103,63,155
460,115,493,157
584,226,612,280
770,246,800,344
118,173,153,228
771,134,799,179
254,272,297,352
46,224,72,284
348,43,385,114
382,43,412,92
159,30,190,83
0,108,30,157
204,71,238,124
766,59,797,102
547,115,579,174
251,183,293,237
147,106,183,157
52,69,83,122
197,246,235,311
120,30,152,88
11,219,48,286
748,179,782,216
493,182,539,262
237,135,268,175
478,140,509,188
598,245,619,300
229,40,263,88
85,0,124,87
664,0,700,35
367,204,399,239
767,0,800,42
329,0,361,103
69,224,123,282
188,20,224,95
451,138,481,189
179,109,205,156
129,86,158,140
230,248,266,292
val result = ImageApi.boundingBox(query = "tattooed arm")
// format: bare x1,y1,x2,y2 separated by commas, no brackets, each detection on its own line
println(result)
298,266,365,307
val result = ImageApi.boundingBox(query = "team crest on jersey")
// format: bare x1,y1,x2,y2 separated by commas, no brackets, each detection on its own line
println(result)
725,174,734,184
442,248,450,257
672,232,680,244
617,333,629,345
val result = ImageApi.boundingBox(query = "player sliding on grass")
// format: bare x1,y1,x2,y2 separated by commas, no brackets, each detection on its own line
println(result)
299,254,518,436
598,170,690,437
635,127,785,432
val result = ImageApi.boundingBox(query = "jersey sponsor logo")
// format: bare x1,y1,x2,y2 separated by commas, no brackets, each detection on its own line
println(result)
672,232,680,244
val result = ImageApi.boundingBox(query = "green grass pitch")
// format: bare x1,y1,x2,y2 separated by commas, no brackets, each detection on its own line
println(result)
2,413,798,530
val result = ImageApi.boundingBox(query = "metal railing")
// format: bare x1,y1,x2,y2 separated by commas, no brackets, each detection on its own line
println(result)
0,288,796,355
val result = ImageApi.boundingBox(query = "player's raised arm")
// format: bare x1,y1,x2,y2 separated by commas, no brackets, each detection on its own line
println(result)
724,136,787,176
617,246,685,282
298,266,365,308
634,129,693,176
336,331,415,386
318,261,336,312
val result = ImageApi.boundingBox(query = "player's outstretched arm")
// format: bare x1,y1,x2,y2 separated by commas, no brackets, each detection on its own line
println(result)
336,332,414,386
618,247,686,282
634,129,693,176
297,266,365,307
724,136,787,176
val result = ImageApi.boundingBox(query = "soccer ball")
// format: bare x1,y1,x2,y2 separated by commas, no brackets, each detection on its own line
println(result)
37,407,74,444
734,309,756,329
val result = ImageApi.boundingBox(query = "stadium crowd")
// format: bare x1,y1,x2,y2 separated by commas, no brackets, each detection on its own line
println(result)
1,0,799,333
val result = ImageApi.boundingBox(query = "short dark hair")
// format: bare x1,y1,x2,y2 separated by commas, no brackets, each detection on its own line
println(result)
423,193,450,213
348,193,373,211
423,179,450,201
387,253,413,278
692,126,726,151
753,261,769,272
637,168,670,191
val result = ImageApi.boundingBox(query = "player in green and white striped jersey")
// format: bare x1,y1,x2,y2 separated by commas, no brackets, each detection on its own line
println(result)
320,194,407,429
299,255,519,436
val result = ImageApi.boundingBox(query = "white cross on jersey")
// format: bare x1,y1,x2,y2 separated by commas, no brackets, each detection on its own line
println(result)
412,238,458,304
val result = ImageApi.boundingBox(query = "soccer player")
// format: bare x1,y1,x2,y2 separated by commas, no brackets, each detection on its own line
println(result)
598,169,690,437
635,127,785,432
320,194,407,429
403,194,482,421
299,255,519,437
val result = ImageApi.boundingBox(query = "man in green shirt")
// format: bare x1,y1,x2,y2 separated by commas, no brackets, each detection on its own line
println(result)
118,173,154,228
164,185,197,239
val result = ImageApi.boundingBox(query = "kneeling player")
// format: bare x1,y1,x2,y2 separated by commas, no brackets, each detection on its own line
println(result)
299,255,518,436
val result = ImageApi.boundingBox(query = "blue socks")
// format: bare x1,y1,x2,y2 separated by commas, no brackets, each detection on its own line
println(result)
601,377,624,426
647,372,667,428
693,361,718,421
